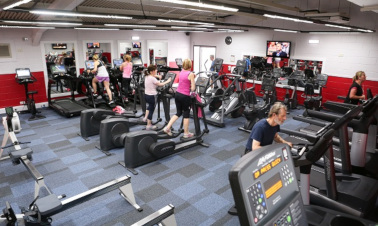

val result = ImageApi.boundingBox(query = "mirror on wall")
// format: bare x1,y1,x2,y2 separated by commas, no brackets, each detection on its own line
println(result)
147,40,168,66
118,40,143,64
289,59,323,74
84,42,112,65
43,42,77,97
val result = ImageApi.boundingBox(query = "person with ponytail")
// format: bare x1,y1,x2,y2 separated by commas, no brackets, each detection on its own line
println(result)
143,65,172,130
344,71,367,105
162,58,196,138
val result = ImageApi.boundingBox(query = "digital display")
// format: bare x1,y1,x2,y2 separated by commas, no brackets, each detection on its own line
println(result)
253,156,282,180
52,43,67,49
16,69,31,79
132,57,143,66
113,59,123,67
263,172,283,199
85,60,94,69
266,41,291,58
51,65,66,73
132,42,141,48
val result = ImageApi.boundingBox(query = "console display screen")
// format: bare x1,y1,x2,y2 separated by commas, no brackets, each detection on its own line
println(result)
16,69,31,79
263,172,283,199
51,65,66,74
86,60,94,69
113,59,123,67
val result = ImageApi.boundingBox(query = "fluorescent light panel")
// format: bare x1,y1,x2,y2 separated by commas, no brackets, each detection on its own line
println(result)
3,0,31,10
325,24,351,29
132,36,140,40
4,20,82,26
357,28,373,33
264,14,313,24
158,19,214,25
217,29,244,32
30,10,132,19
75,27,119,30
171,26,206,30
105,24,156,28
0,25,54,29
308,39,319,44
133,29,168,31
153,0,238,12
274,29,298,33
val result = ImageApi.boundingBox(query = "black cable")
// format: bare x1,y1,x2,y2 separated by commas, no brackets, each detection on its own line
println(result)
140,0,147,19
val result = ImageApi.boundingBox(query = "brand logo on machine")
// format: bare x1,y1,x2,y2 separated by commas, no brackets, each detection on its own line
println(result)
160,146,175,152
257,151,276,166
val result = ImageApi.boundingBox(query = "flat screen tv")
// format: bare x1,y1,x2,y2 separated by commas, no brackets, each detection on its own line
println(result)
266,41,291,58
87,42,100,49
132,42,141,48
52,43,67,49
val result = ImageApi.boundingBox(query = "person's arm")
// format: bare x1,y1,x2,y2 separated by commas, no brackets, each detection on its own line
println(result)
274,133,293,147
120,62,124,71
349,87,365,100
156,77,172,87
91,61,99,73
189,72,196,92
252,139,262,151
154,74,162,80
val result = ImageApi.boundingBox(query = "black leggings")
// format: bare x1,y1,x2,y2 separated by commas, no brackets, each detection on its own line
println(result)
145,94,157,120
175,92,191,118
122,78,131,97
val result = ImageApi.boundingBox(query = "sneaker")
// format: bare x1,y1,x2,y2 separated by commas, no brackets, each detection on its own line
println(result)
183,132,194,139
93,93,98,97
163,127,172,136
108,100,114,105
146,125,157,130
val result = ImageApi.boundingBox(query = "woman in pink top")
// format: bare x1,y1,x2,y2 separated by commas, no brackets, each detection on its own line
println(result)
163,59,196,138
120,54,133,102
144,65,172,130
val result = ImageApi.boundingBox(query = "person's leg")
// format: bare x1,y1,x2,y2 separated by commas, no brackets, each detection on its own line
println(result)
92,77,98,94
122,78,128,99
181,95,192,137
103,81,113,101
163,94,182,134
145,95,156,127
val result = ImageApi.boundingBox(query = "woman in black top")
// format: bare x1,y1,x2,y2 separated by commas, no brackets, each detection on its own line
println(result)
344,71,366,105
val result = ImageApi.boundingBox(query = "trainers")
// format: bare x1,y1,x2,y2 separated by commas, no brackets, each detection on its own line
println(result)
163,127,172,136
146,125,157,130
93,93,98,97
183,132,194,138
108,100,114,105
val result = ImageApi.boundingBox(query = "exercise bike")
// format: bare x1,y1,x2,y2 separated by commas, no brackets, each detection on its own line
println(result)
15,68,45,121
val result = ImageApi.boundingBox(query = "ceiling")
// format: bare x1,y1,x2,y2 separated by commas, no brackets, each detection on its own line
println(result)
0,0,377,34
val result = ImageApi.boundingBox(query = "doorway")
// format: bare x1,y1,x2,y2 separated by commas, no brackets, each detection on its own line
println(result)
193,46,216,73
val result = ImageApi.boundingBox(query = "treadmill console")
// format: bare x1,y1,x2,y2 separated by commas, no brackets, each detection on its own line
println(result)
113,58,123,68
15,68,32,80
85,60,95,70
229,143,307,226
50,64,67,75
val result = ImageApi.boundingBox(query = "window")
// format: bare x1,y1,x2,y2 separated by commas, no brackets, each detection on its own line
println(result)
0,43,12,58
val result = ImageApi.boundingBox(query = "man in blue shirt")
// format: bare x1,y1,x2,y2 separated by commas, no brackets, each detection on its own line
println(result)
245,102,292,153
229,102,292,216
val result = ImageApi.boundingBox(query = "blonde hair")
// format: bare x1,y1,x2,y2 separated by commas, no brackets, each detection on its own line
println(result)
92,54,99,60
353,71,365,82
268,102,287,118
182,58,192,70
123,54,131,62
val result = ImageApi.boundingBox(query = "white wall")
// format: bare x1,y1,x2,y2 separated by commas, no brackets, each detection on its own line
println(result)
189,30,378,81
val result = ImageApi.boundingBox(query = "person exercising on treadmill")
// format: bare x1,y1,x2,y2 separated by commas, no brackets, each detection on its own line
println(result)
88,54,113,105
245,102,293,153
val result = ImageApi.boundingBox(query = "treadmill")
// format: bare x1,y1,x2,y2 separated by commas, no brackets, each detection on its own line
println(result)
229,143,377,225
48,64,90,117
280,106,378,218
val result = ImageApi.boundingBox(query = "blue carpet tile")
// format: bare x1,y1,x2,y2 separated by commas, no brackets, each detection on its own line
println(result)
0,103,310,225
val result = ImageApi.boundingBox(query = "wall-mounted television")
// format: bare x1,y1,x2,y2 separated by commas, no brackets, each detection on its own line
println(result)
132,42,141,48
87,42,100,49
266,41,291,58
52,43,67,49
